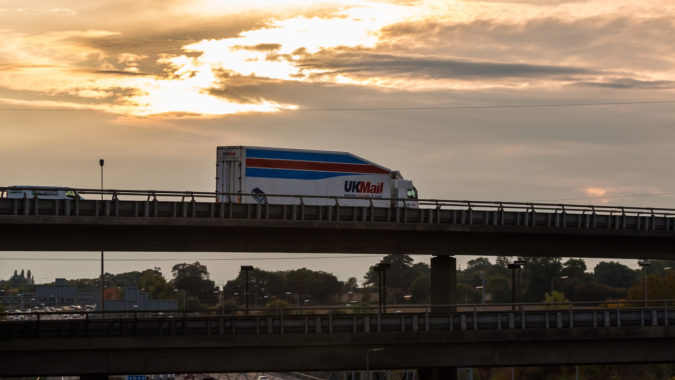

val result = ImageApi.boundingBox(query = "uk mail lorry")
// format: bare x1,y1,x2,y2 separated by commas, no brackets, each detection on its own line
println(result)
216,146,418,207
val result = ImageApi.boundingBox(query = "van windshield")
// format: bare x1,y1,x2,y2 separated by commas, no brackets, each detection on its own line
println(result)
406,188,418,199
64,190,81,200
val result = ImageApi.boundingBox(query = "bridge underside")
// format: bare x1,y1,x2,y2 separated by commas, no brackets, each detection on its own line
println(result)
3,327,675,376
1,216,674,259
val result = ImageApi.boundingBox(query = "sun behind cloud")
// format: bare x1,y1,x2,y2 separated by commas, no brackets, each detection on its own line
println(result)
0,0,673,117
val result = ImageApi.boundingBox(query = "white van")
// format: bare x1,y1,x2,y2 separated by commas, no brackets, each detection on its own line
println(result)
4,186,84,200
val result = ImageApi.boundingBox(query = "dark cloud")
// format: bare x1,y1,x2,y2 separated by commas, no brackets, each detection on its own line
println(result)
379,16,675,72
297,51,594,80
576,78,675,89
0,83,143,106
235,43,282,51
91,69,151,76
66,14,273,76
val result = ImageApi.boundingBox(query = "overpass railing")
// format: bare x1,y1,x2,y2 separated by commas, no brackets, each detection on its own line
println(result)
2,300,675,340
2,187,675,231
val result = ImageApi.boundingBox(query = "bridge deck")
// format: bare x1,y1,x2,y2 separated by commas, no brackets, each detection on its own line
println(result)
3,306,675,375
1,190,675,257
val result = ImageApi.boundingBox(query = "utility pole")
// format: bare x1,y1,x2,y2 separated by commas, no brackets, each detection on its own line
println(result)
99,158,105,314
508,260,526,310
374,262,391,313
241,265,254,314
638,260,650,307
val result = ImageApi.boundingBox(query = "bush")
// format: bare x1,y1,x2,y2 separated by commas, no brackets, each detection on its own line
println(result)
541,291,570,310
264,299,292,315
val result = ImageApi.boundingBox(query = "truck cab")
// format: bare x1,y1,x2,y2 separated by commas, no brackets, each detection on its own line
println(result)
390,171,418,208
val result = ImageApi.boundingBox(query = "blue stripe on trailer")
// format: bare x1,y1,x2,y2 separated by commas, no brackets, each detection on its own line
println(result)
246,148,367,164
246,167,366,180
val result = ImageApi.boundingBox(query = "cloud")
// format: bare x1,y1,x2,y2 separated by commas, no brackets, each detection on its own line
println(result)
297,50,595,80
577,78,675,89
379,15,675,72
1,0,674,117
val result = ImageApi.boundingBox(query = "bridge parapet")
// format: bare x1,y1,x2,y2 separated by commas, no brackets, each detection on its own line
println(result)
3,302,675,375
2,187,674,231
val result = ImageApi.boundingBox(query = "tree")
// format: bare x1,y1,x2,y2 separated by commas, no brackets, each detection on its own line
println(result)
568,282,625,301
466,257,491,272
139,268,174,299
342,277,359,293
562,258,587,279
627,271,675,302
486,274,511,303
171,262,216,305
594,261,637,288
363,254,416,290
287,268,341,304
363,254,425,303
222,267,342,306
408,273,430,303
519,257,563,302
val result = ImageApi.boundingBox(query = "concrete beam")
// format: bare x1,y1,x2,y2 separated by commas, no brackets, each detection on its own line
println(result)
4,328,675,376
2,216,675,259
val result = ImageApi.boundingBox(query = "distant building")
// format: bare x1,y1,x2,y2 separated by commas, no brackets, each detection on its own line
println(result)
36,278,79,306
105,286,177,311
35,279,176,311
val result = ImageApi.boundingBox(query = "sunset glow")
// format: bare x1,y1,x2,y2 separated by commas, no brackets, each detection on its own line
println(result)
1,0,673,116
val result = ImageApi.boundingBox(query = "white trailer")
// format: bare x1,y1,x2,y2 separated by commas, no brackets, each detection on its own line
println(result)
4,186,83,200
216,146,418,207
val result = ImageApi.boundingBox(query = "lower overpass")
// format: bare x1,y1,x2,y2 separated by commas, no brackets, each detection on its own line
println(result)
2,303,675,376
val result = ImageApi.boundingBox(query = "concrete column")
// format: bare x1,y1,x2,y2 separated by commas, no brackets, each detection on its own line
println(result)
430,255,456,313
421,256,458,380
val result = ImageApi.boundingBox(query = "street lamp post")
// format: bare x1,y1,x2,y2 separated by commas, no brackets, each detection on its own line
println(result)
638,260,651,306
241,265,253,313
478,270,486,305
366,348,384,380
374,262,391,313
507,262,524,310
213,289,224,316
99,158,105,313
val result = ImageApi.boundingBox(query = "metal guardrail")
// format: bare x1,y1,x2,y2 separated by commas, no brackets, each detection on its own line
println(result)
3,186,675,215
2,300,674,339
2,187,675,231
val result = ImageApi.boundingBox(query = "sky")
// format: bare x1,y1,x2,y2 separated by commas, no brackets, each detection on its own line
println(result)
1,0,675,286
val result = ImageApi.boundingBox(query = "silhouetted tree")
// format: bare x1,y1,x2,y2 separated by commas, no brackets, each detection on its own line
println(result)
171,262,216,305
594,261,637,288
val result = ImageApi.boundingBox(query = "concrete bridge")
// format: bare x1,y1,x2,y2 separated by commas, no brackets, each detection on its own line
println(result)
1,188,674,258
3,188,675,379
2,303,675,376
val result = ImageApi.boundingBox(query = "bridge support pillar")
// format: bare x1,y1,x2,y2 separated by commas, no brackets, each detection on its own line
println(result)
417,367,457,380
430,255,456,313
422,256,457,380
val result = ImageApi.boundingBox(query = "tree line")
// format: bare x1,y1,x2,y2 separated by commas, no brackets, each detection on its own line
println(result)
2,256,675,311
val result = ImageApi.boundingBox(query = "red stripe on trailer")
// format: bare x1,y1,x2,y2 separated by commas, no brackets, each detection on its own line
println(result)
246,158,389,174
